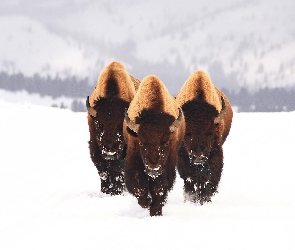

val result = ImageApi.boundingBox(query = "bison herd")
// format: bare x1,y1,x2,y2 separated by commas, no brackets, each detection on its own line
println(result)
86,61,233,216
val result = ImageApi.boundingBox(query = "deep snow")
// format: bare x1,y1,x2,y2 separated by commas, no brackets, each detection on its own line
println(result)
0,100,294,249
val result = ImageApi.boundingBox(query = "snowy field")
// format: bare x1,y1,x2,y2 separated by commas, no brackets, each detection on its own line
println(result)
0,100,294,249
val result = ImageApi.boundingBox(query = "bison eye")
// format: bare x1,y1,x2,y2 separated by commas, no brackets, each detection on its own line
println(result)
185,132,192,137
139,141,143,146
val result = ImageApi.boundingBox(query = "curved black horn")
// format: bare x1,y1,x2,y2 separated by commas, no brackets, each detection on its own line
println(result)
124,109,140,133
214,96,226,124
86,96,97,117
169,107,183,133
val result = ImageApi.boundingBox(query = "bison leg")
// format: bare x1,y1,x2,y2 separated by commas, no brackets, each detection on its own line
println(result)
89,140,111,194
100,176,112,194
194,162,213,204
195,146,224,204
106,160,125,195
124,154,151,208
206,146,223,197
108,173,125,195
95,160,125,195
177,145,198,202
137,190,151,209
89,139,125,195
148,177,169,216
99,170,124,195
178,146,214,204
183,177,197,203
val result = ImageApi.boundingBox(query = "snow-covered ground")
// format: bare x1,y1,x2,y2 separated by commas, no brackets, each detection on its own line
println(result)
0,100,294,249
0,89,79,109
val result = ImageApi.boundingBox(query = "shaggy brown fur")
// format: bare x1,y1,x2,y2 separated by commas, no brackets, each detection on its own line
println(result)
87,61,140,195
175,70,233,204
123,75,185,216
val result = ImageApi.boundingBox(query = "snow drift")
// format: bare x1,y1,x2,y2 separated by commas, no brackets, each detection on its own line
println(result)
0,101,294,249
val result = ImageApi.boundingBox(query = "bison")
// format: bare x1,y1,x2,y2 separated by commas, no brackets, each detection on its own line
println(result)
86,61,140,195
175,70,233,204
123,75,185,216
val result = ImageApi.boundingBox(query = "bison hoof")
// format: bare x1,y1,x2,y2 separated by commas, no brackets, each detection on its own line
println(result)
101,180,125,196
150,206,162,216
184,191,197,203
138,196,151,208
198,196,212,205
101,187,123,195
196,182,217,205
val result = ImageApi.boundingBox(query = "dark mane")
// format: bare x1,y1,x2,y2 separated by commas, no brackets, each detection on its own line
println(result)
136,109,175,127
182,100,219,122
93,97,129,114
105,73,119,97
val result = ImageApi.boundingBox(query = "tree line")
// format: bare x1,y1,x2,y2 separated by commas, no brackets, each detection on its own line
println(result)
223,87,295,112
1,71,295,112
0,71,92,98
0,71,92,112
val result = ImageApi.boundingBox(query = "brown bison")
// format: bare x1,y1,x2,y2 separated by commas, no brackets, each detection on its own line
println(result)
175,70,233,204
86,61,140,195
123,75,185,216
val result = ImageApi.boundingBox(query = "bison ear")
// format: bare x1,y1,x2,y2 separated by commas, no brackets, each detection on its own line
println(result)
214,96,226,125
124,108,140,134
126,126,139,138
169,107,183,133
86,96,97,118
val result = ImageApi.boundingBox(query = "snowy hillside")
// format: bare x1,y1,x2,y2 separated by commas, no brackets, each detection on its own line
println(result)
0,89,80,109
0,100,294,249
1,0,295,94
0,15,97,79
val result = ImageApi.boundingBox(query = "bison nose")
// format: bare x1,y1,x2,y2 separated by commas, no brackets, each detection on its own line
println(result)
147,155,160,165
101,146,117,161
104,140,114,150
146,163,160,170
190,154,208,165
144,164,162,179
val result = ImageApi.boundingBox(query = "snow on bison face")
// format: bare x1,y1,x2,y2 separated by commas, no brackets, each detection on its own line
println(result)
182,97,226,166
137,123,171,178
93,117,124,161
125,108,183,178
184,119,216,166
87,96,128,161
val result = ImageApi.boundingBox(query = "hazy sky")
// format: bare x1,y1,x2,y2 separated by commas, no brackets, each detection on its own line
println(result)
1,0,295,93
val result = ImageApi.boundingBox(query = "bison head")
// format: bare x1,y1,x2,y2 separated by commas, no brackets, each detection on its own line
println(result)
183,97,226,166
125,108,183,178
87,96,127,161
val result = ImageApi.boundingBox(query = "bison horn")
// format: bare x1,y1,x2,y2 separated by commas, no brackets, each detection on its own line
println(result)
214,96,226,124
125,109,140,133
86,96,97,117
169,107,183,133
